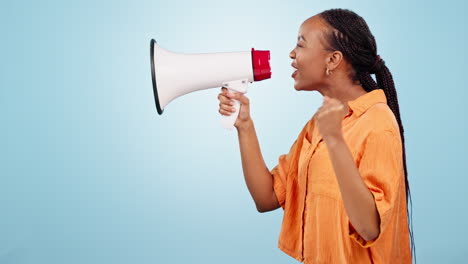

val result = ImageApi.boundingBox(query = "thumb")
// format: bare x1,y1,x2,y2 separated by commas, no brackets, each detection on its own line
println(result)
234,93,249,105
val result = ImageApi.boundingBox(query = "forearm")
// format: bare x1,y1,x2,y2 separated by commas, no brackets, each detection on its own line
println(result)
325,135,380,241
237,119,278,212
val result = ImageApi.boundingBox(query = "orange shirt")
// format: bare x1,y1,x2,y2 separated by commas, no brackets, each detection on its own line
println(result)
271,89,412,264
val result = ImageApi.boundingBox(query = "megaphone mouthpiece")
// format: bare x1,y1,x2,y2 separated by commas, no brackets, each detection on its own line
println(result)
251,48,271,81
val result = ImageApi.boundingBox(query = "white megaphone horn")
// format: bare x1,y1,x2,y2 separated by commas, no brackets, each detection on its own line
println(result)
150,39,271,130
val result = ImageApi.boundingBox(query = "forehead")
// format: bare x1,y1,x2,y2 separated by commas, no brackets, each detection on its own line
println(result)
297,15,329,42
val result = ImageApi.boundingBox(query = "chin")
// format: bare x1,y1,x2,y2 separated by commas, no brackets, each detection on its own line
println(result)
294,80,318,92
293,82,309,91
293,81,301,90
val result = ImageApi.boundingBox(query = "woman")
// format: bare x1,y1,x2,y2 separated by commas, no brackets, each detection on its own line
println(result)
217,8,415,264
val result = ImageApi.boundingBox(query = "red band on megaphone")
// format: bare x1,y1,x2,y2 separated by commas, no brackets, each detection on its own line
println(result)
251,49,271,81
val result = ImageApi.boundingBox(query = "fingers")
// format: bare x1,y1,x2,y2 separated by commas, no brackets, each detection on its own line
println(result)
218,87,250,116
218,102,237,116
329,104,344,111
217,91,234,106
218,88,237,116
218,88,249,105
219,108,235,116
315,100,348,121
221,88,249,105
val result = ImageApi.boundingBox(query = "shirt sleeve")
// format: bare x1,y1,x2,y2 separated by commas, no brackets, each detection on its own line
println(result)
270,121,310,210
348,129,404,248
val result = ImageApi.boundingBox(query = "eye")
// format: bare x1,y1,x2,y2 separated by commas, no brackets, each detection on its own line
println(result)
296,43,303,48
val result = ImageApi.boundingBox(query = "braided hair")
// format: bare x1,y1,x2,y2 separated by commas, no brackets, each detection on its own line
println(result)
319,8,416,263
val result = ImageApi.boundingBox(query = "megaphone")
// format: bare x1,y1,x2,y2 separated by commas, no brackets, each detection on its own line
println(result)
150,39,271,130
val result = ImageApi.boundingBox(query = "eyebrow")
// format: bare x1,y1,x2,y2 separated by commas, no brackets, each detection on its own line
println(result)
297,35,306,41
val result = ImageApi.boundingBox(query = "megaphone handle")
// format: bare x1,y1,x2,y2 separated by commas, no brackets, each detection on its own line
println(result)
220,80,249,130
221,88,242,130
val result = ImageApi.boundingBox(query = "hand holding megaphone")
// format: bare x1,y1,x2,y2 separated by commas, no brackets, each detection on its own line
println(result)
150,39,271,130
218,87,251,130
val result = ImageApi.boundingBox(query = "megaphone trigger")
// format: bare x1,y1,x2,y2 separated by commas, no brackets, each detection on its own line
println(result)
221,79,249,93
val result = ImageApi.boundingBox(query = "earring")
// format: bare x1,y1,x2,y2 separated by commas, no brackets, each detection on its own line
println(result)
326,68,331,76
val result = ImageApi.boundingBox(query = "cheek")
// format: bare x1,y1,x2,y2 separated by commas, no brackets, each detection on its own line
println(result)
299,57,323,80
294,55,327,90
298,52,322,73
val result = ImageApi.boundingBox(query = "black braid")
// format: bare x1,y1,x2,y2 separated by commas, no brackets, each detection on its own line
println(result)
320,8,416,263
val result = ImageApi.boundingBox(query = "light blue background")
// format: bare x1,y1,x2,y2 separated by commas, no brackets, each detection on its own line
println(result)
1,0,466,263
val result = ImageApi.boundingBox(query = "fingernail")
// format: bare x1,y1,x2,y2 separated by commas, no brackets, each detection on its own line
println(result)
230,101,234,106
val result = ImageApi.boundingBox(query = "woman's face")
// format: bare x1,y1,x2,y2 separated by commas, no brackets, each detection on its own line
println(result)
289,16,330,91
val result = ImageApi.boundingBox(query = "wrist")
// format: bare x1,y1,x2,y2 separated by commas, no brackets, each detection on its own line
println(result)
236,118,254,132
323,133,345,148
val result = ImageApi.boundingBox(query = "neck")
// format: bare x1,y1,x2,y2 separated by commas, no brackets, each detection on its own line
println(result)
320,81,367,103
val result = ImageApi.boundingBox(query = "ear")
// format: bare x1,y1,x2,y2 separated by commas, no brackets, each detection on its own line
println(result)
326,51,343,71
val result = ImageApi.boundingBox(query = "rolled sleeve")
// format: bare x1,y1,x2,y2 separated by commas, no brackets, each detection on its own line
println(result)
348,129,403,248
271,156,288,210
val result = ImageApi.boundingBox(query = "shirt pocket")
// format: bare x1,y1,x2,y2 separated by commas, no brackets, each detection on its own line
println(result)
308,140,341,200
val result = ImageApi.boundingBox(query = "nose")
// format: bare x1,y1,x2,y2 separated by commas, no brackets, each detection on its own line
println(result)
289,48,295,60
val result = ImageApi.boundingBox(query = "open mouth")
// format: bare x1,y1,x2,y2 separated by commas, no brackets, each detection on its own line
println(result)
292,70,298,78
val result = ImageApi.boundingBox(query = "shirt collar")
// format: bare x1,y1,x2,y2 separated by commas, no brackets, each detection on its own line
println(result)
347,89,387,117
